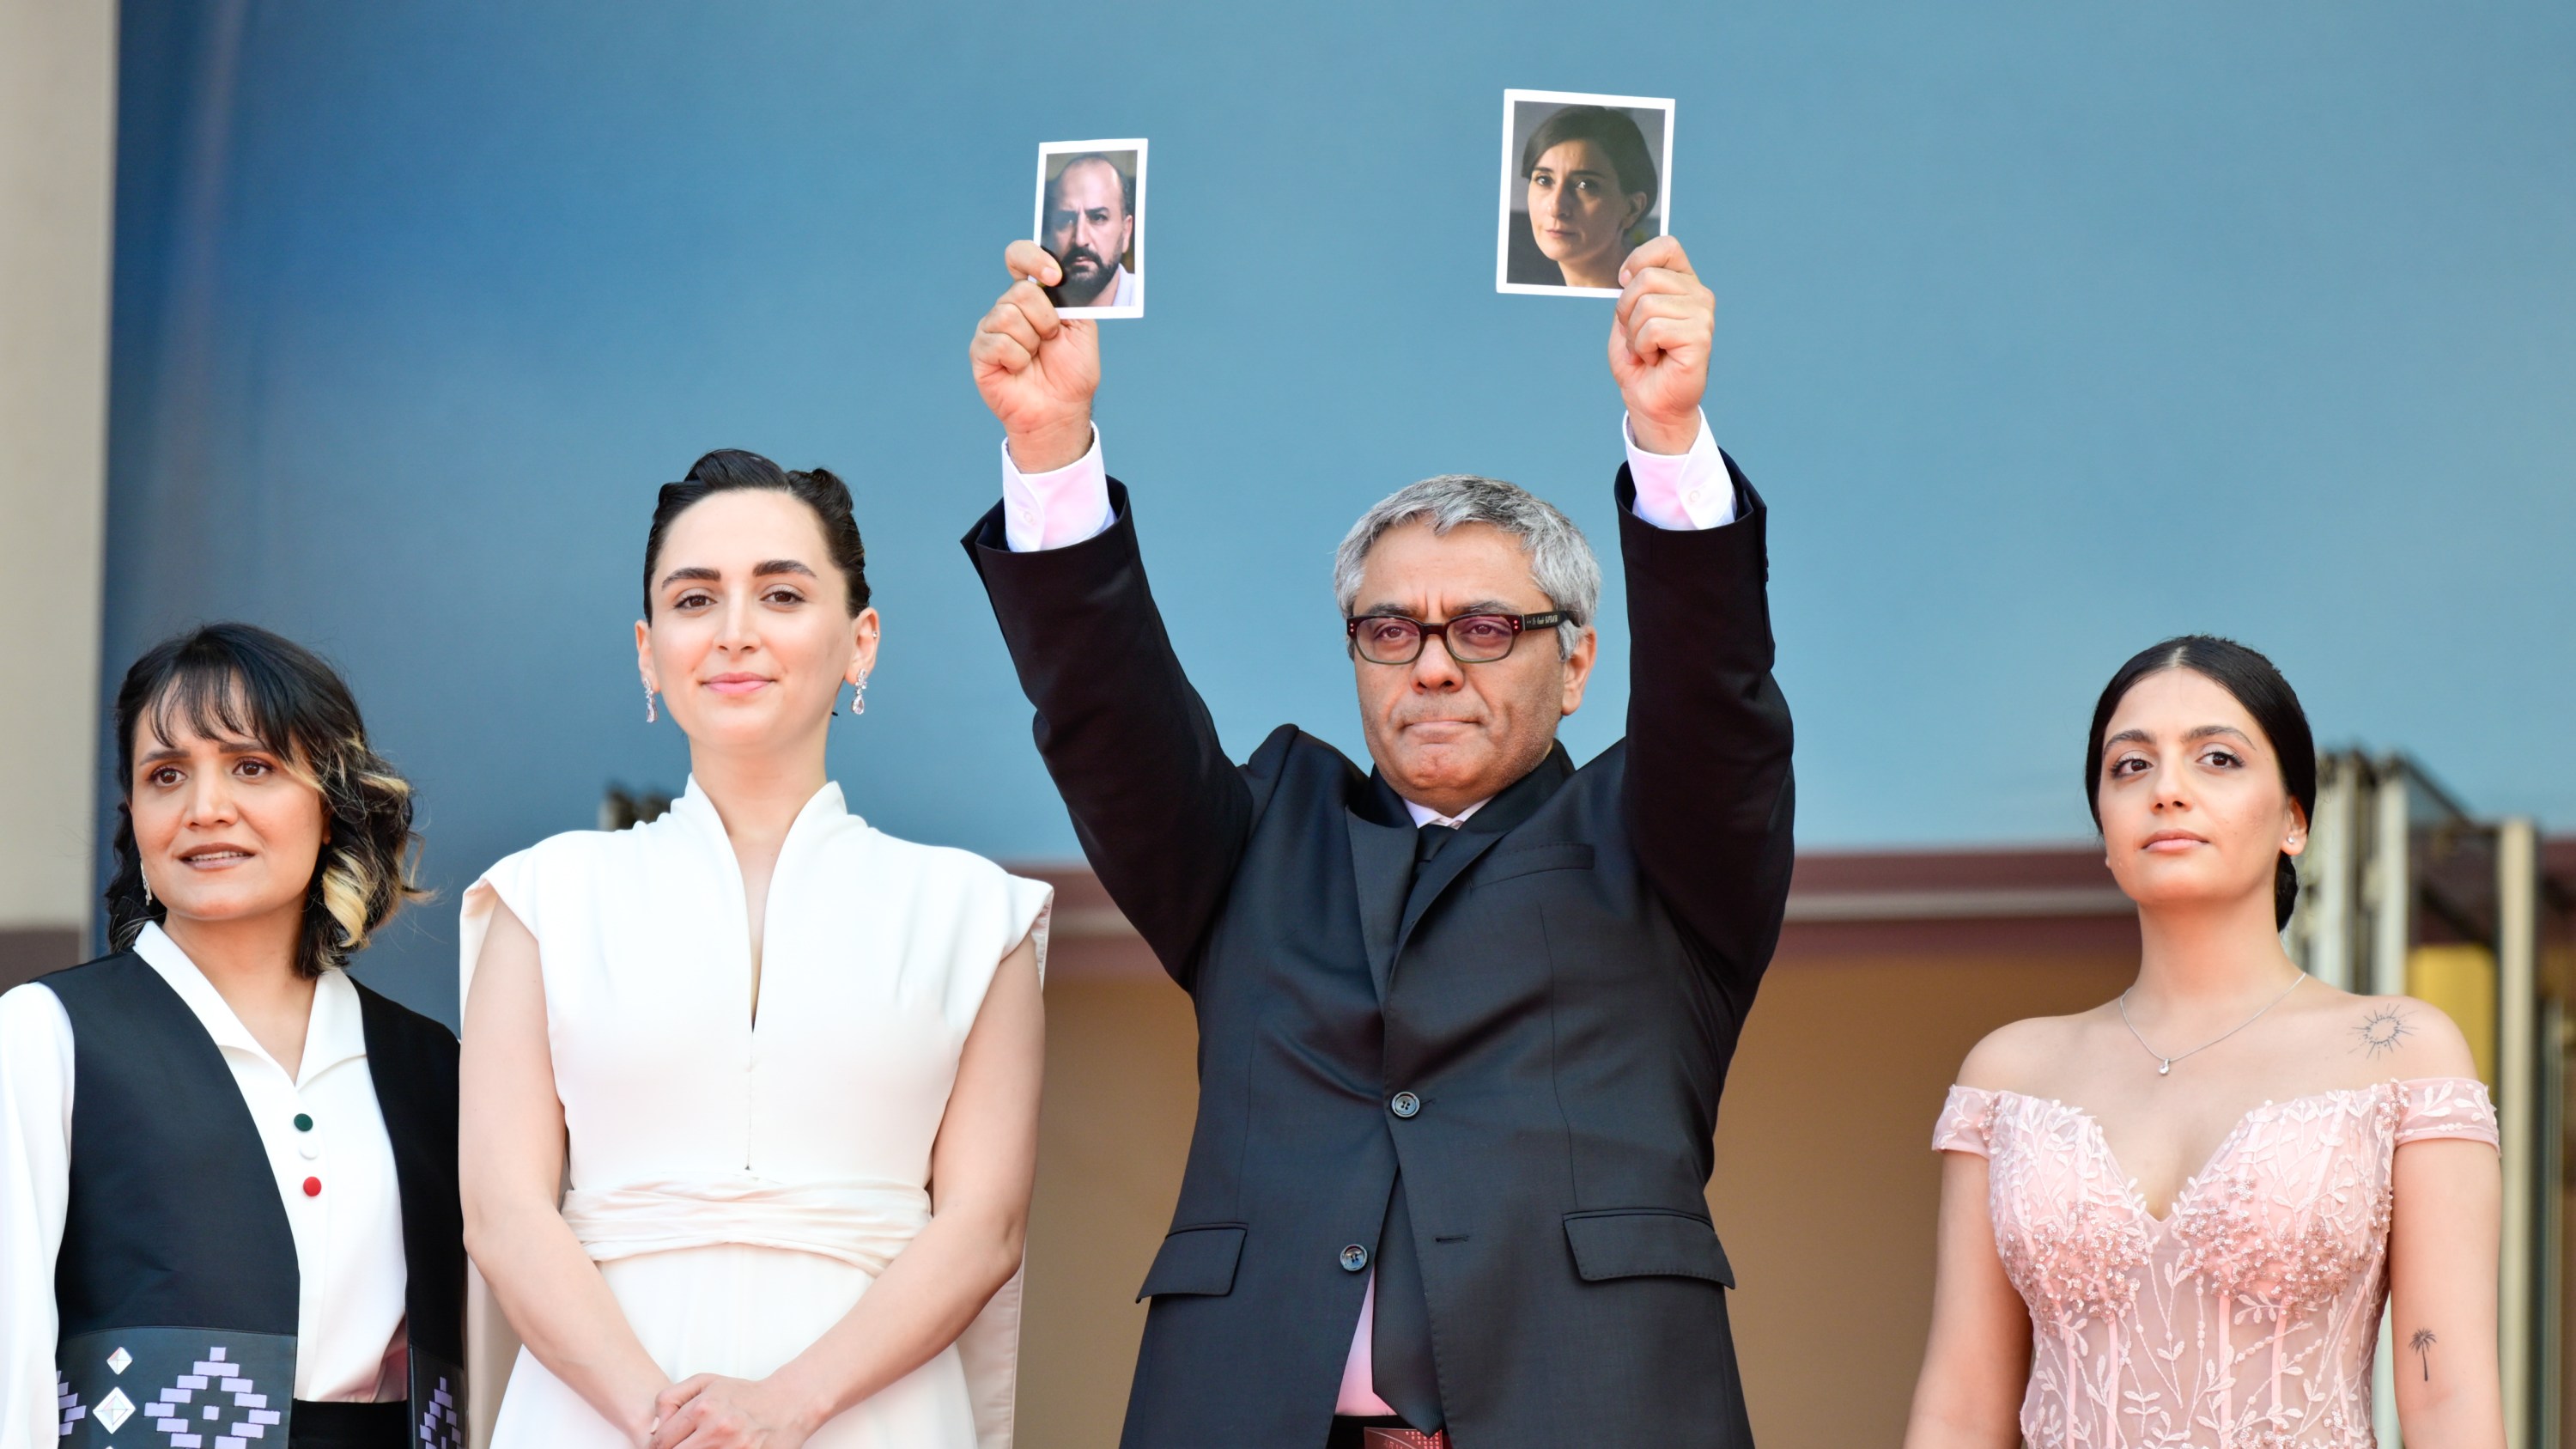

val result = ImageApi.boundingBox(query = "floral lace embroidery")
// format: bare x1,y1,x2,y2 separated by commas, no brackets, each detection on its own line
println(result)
1932,1077,2497,1449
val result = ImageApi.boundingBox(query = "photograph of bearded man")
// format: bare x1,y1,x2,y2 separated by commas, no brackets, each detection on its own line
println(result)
1036,143,1145,315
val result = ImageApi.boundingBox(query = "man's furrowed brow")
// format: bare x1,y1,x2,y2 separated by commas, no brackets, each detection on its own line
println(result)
1354,599,1521,619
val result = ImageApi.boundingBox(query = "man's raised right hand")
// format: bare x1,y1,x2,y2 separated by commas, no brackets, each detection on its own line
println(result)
970,240,1099,473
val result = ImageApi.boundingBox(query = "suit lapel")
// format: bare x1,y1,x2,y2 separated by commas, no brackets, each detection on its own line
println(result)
1395,828,1504,962
1390,746,1577,970
1352,746,1577,996
1346,809,1412,1003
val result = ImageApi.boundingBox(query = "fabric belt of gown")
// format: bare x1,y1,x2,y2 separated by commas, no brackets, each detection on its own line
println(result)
562,1175,931,1269
561,1176,1024,1449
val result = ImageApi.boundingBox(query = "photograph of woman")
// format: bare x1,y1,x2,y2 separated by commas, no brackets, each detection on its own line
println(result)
0,624,465,1449
459,451,1050,1449
1902,636,2505,1449
1498,91,1673,295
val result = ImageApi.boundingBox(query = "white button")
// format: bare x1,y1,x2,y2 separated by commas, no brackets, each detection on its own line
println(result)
298,1140,320,1160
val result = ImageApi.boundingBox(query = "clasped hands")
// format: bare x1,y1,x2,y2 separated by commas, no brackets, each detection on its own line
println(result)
969,234,1718,465
639,1373,820,1449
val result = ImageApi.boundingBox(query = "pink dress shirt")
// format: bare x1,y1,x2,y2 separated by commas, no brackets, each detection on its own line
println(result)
998,413,1737,1415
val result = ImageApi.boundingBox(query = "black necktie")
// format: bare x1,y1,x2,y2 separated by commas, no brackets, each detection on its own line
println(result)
1373,1180,1442,1429
1370,822,1455,1431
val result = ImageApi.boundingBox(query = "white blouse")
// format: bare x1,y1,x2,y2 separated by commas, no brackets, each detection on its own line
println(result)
0,924,409,1449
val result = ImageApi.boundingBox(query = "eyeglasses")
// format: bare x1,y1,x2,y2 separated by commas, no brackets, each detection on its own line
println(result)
1345,611,1569,665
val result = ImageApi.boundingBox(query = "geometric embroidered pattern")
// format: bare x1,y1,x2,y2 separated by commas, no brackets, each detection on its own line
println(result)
54,1373,87,1437
417,1373,465,1449
1933,1076,2501,1448
137,1346,281,1448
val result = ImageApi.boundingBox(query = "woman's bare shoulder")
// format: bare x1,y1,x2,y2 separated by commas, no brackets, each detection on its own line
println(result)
2335,992,2480,1081
1955,1005,2115,1094
2261,976,2480,1086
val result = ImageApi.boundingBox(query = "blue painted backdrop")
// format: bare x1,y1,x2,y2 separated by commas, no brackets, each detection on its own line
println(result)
101,1,2576,1020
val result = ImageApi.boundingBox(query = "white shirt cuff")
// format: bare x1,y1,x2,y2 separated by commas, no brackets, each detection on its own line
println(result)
1000,425,1116,552
1623,410,1736,531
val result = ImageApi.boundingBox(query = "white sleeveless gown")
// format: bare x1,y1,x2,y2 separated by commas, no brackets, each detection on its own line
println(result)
460,779,1050,1449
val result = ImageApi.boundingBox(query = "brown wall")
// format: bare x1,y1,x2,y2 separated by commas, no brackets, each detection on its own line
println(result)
0,928,82,992
1016,948,2136,1449
1020,977,1200,1446
1707,952,2132,1448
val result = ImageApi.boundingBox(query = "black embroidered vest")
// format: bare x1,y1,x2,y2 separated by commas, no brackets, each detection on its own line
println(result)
40,952,467,1449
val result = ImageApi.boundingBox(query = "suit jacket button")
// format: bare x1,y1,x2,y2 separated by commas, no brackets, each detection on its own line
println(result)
1340,1244,1370,1272
1389,1092,1420,1119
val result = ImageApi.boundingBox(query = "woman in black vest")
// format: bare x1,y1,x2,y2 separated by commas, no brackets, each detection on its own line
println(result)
0,624,465,1449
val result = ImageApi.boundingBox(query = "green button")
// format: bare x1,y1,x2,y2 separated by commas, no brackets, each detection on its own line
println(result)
293,1113,313,1132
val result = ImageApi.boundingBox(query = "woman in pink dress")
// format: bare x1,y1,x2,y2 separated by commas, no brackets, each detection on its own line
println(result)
1905,636,2502,1449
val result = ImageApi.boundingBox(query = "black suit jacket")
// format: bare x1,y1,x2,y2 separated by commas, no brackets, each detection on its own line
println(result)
965,462,1794,1449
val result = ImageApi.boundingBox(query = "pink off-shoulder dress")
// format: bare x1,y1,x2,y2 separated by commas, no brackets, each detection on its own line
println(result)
1933,1077,2497,1449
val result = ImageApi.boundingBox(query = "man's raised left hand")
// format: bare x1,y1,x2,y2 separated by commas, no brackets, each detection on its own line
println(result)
1608,235,1714,454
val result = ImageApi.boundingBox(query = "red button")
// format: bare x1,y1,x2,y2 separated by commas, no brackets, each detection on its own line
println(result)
302,1177,322,1197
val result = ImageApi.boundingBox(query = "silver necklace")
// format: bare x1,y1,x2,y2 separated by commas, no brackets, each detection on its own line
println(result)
2117,972,2306,1076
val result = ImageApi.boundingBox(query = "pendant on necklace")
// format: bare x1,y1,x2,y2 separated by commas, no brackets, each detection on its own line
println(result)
2159,1060,2172,1076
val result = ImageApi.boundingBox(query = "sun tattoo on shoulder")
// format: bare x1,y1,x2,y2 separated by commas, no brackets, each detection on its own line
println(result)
2355,1005,2414,1058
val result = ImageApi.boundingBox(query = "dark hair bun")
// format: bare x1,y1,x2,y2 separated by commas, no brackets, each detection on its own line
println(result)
643,449,870,618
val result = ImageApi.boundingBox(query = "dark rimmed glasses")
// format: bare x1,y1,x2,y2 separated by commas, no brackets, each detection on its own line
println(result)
1345,611,1569,665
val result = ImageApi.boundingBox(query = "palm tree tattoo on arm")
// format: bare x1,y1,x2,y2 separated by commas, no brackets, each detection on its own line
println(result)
2410,1328,2436,1380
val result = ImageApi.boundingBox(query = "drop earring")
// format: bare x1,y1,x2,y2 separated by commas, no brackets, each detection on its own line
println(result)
141,872,153,906
853,673,868,715
643,681,657,724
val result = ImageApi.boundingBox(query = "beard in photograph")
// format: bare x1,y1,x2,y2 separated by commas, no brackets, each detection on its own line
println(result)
1042,154,1133,307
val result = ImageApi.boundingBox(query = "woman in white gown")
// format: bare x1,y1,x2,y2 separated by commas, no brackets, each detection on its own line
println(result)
459,451,1049,1449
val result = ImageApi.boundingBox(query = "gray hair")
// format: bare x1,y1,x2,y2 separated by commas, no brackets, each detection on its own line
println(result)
1332,474,1601,658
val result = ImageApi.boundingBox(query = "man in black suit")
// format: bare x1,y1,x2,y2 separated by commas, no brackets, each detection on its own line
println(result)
964,234,1793,1449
